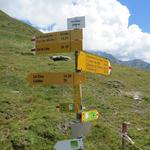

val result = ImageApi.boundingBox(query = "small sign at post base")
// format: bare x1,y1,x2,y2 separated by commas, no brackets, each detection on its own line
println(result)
81,109,99,122
54,138,83,150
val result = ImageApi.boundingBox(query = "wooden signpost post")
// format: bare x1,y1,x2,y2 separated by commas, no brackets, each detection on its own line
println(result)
27,16,112,150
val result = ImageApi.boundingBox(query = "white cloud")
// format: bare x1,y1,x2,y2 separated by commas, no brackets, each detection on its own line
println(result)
0,0,150,63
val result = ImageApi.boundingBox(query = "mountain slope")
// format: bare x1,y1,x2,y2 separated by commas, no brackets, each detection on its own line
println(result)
0,10,150,150
0,10,39,35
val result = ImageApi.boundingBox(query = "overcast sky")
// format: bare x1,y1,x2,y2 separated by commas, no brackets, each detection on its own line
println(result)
0,0,150,63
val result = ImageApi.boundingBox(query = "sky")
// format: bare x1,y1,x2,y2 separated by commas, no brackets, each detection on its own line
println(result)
119,0,150,33
0,0,150,63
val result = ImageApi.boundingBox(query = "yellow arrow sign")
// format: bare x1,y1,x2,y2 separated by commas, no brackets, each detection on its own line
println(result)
26,72,85,86
77,51,112,76
81,110,99,122
34,29,83,54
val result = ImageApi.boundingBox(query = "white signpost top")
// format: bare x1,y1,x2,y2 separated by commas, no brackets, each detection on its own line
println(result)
54,138,83,150
67,16,85,30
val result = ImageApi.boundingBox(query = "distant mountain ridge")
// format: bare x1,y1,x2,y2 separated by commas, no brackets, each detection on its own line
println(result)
89,51,150,70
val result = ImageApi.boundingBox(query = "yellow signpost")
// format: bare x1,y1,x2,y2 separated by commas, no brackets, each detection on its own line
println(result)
34,29,83,54
26,72,85,86
29,20,112,147
77,51,112,76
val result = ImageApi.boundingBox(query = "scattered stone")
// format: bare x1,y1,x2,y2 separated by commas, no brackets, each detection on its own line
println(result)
106,80,125,89
11,90,20,94
136,127,143,131
11,140,25,150
57,120,76,134
121,91,143,100
38,132,56,141
133,92,142,100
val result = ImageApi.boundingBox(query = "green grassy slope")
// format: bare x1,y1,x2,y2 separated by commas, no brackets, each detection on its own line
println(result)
0,10,150,150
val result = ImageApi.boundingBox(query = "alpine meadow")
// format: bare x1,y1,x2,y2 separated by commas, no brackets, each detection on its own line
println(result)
0,10,150,150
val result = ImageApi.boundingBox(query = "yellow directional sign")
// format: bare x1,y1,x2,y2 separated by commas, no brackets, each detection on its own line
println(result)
36,29,82,43
26,72,85,86
35,40,82,54
77,51,112,76
34,29,83,54
81,110,99,122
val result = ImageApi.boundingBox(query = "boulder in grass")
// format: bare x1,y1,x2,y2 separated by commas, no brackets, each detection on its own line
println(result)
49,56,71,61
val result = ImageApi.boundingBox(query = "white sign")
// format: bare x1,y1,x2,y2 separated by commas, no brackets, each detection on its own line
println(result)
67,16,85,30
54,138,83,150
